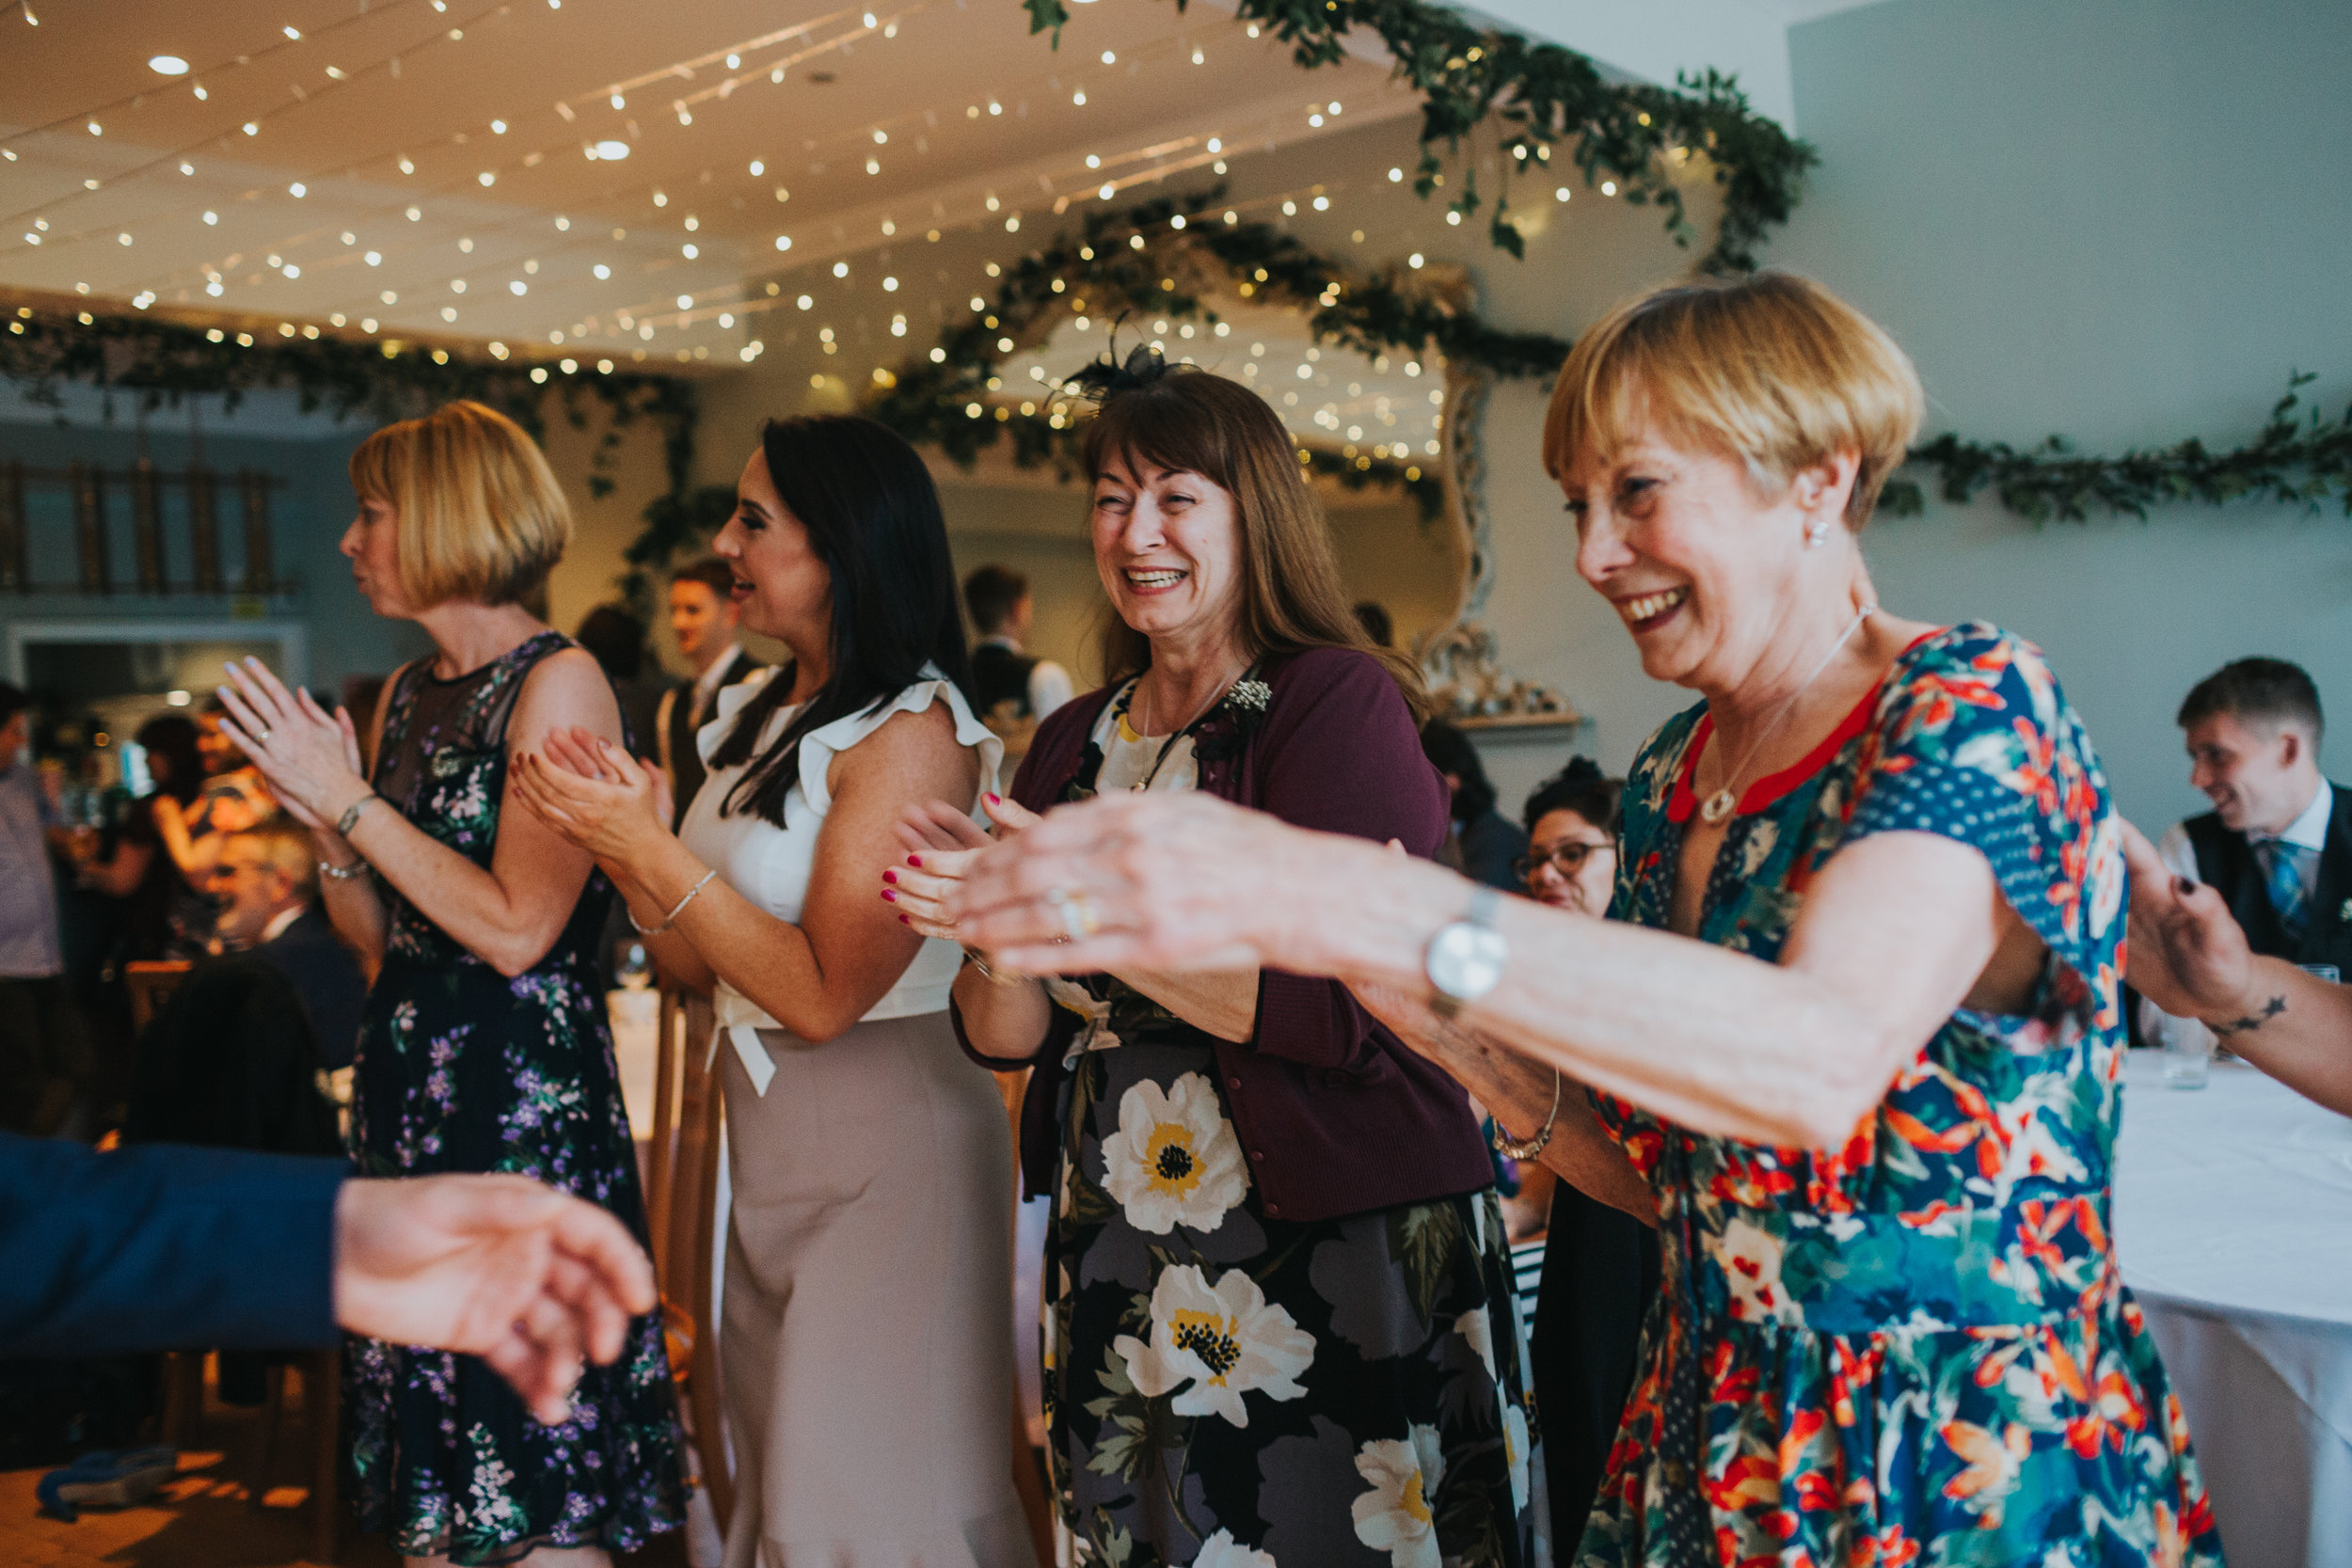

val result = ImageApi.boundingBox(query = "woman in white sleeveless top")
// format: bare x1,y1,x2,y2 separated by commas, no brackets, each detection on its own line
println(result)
513,416,1035,1568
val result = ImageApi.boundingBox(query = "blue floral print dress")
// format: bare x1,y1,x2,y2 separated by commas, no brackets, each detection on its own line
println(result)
1578,624,2222,1568
346,631,684,1564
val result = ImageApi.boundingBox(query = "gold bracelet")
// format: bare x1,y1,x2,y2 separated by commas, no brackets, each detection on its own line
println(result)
1489,1069,1562,1161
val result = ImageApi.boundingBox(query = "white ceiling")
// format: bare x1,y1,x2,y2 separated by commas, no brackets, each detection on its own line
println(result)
0,0,1412,358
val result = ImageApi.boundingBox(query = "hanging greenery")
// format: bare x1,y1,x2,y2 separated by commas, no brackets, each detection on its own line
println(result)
0,301,698,500
862,185,1574,517
1881,374,2352,525
1023,0,1815,276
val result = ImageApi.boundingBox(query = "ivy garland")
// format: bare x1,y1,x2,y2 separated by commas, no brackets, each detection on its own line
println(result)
0,304,701,607
1024,0,1816,276
1881,373,2352,524
862,185,1572,516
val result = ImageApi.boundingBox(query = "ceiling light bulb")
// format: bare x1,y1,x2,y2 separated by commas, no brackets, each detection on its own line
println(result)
192,84,206,99
773,234,791,250
491,119,507,134
283,25,301,39
289,182,306,197
148,55,188,75
202,210,218,225
594,263,611,278
610,93,625,109
592,139,629,160
724,53,739,68
676,293,692,308
748,159,763,175
1100,50,1115,64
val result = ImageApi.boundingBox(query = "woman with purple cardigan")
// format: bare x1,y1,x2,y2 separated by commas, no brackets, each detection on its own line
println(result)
890,367,1541,1568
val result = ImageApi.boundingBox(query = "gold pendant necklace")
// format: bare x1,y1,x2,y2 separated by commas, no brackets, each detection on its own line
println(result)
1698,603,1876,826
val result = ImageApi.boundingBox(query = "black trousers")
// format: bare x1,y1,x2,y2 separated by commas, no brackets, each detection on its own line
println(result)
1533,1182,1663,1546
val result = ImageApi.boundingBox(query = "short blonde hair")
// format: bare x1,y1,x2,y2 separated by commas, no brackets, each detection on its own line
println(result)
1542,272,1924,531
349,401,569,608
228,816,318,900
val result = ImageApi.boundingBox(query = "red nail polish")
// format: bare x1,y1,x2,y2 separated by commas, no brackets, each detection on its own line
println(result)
898,913,910,924
883,869,898,884
908,855,923,867
984,792,1001,805
882,889,897,902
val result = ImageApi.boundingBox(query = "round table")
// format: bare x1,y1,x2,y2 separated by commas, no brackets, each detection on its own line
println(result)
2113,1049,2352,1568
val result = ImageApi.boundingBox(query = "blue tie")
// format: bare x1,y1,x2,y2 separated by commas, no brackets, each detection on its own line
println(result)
2264,840,2312,939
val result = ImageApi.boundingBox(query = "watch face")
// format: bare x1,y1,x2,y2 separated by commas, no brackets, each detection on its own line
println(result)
1428,922,1508,1000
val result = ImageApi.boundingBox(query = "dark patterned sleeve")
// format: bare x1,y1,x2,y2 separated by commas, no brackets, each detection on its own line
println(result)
1835,624,2122,979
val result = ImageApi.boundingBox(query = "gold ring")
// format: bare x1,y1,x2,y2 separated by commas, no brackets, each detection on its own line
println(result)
1045,886,1100,942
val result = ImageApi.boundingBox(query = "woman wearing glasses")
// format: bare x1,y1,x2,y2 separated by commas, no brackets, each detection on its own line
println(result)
1517,759,1620,915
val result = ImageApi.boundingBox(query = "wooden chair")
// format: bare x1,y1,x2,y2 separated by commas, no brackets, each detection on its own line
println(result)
651,988,733,1532
124,958,192,1032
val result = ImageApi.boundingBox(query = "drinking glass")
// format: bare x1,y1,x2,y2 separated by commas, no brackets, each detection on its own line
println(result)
2161,1025,2213,1089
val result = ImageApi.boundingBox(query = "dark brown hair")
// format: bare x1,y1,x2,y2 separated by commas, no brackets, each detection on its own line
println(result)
2178,657,2324,741
1080,368,1424,714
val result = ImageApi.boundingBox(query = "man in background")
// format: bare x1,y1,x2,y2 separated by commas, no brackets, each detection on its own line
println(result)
655,556,759,827
208,817,369,1073
2143,657,2352,1054
0,682,87,1136
964,564,1073,726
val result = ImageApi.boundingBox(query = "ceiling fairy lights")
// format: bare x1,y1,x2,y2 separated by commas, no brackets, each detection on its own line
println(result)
0,0,1547,404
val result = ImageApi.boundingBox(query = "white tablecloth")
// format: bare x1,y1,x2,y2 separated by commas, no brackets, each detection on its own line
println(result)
2114,1050,2352,1568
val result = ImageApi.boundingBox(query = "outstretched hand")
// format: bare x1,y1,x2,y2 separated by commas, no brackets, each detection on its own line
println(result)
214,657,369,832
946,790,1330,975
2120,818,2256,1020
511,728,670,866
333,1173,656,1427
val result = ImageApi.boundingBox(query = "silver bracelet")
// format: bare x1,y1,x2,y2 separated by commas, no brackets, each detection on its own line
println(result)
318,859,369,882
336,792,380,839
961,944,1025,987
628,868,716,936
1489,1069,1563,1162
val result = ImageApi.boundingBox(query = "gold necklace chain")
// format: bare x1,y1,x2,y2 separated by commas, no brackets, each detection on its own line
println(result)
1698,603,1876,826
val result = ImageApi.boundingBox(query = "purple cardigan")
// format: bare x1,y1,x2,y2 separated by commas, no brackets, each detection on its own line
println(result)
952,645,1496,1224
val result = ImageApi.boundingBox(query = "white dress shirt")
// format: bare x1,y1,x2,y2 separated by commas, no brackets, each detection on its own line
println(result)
2140,779,2332,1053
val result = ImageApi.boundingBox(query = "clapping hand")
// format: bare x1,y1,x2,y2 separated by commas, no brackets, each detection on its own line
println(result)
333,1173,656,1427
214,657,368,832
511,728,672,865
882,792,1034,945
2120,818,2257,1021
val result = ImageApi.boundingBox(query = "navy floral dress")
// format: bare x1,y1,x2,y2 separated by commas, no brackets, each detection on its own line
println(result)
346,630,684,1564
1578,624,2219,1568
1039,683,1544,1568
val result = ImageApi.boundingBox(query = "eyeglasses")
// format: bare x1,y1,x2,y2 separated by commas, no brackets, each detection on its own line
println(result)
1515,841,1613,880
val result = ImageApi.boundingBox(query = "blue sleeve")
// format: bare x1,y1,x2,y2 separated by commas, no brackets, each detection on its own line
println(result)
0,1134,348,1356
1836,624,2124,978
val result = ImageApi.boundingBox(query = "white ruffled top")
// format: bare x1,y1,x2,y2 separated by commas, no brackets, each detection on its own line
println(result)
678,665,1001,1085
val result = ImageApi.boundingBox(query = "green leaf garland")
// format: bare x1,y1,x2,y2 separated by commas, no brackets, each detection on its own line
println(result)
1025,0,1817,277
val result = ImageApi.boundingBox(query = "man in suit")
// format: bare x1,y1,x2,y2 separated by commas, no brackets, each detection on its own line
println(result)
1,1134,653,1425
209,817,369,1070
655,556,759,827
964,565,1073,726
2143,657,2352,1053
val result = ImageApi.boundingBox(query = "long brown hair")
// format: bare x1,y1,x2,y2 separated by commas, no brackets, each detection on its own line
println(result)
1080,368,1426,715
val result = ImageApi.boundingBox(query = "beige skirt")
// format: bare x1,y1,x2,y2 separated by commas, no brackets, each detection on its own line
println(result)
717,1009,1036,1568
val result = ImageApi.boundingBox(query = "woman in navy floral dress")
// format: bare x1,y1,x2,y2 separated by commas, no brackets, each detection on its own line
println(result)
945,277,2221,1568
219,401,682,1565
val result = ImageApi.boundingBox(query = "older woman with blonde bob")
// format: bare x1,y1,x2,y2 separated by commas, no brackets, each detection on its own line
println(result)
889,365,1541,1568
942,278,2223,1566
215,401,682,1567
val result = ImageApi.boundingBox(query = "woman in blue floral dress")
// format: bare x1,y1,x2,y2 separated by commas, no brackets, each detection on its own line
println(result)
219,401,682,1565
945,276,2223,1568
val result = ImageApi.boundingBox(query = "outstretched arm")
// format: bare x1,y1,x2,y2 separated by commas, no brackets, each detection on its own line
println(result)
2122,820,2352,1115
948,791,2020,1149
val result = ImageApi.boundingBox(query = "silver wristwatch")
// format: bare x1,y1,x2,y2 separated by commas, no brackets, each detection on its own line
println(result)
1425,884,1508,1020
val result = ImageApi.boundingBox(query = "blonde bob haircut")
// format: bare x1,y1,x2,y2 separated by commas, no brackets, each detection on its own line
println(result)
1542,271,1924,531
348,400,570,609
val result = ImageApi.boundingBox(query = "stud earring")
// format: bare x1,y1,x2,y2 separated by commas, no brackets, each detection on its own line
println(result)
1804,516,1831,548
